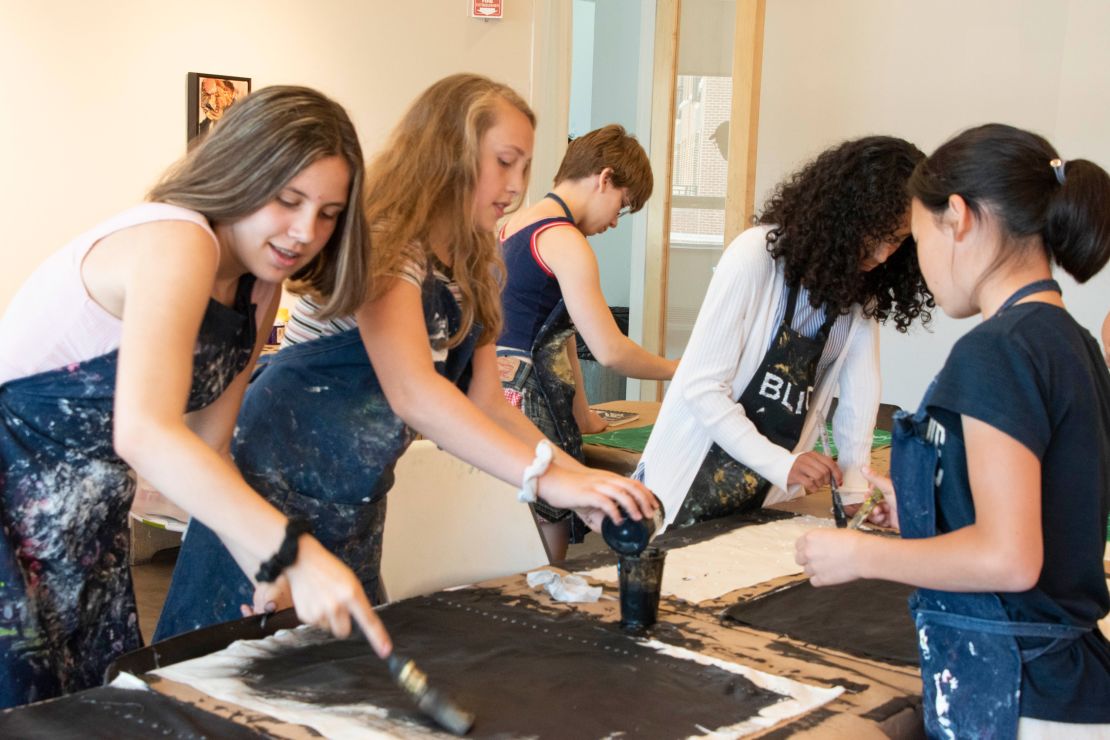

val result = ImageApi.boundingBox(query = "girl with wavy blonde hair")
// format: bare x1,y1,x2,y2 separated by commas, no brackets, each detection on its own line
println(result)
157,74,658,640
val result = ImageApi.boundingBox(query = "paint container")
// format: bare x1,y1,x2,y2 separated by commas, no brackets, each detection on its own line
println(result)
601,500,665,556
618,546,666,633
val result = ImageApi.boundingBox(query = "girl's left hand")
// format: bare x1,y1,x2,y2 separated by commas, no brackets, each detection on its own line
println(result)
241,574,293,618
577,409,609,434
794,529,866,586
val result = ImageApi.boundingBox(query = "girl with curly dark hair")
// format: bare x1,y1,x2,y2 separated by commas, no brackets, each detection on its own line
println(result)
639,135,931,530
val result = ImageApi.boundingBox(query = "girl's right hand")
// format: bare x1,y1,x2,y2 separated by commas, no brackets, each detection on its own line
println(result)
537,465,658,524
860,465,899,530
283,536,393,657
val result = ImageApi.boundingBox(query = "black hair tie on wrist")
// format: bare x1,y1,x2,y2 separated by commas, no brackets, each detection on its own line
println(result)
255,518,312,583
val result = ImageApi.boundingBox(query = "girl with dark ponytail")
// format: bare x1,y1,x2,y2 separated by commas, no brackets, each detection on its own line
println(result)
797,123,1110,737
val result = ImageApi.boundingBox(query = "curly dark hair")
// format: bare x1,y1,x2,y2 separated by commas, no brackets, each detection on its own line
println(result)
757,136,933,332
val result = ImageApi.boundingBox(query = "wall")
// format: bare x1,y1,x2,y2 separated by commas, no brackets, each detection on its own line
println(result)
755,0,1109,408
0,0,542,312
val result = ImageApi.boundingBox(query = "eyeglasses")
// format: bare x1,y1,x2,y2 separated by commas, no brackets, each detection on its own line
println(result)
618,201,633,219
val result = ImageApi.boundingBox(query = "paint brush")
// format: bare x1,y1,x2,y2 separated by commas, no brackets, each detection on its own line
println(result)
848,488,885,530
387,653,475,736
819,423,848,528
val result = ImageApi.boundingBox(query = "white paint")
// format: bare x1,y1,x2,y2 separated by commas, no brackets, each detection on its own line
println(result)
153,627,401,739
577,515,835,603
642,639,843,738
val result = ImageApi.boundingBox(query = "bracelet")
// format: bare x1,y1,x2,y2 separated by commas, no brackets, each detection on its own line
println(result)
518,440,554,503
255,517,312,583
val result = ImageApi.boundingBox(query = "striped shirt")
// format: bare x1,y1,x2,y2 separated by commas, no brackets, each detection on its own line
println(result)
282,244,463,347
767,284,851,388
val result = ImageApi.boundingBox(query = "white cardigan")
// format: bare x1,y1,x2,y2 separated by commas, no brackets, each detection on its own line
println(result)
642,225,881,528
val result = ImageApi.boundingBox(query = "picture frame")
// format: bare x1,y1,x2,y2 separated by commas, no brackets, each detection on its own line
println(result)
186,72,252,148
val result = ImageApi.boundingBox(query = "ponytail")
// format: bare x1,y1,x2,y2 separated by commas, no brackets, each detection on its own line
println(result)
1043,159,1110,283
909,123,1110,283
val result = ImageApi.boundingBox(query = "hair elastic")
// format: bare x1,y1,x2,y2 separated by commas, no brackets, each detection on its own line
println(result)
1050,157,1067,185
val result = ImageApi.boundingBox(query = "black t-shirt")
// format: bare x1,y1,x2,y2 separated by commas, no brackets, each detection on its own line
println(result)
924,302,1110,723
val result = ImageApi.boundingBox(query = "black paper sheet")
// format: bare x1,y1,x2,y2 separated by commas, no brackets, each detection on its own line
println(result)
723,579,919,665
242,588,783,738
0,685,268,739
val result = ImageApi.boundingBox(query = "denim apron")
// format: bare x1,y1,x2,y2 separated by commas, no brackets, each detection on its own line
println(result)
155,268,479,642
498,193,585,527
0,276,258,708
893,279,1090,739
674,283,837,527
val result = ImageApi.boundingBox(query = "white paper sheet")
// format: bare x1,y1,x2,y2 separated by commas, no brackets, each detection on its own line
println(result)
153,622,842,739
577,515,835,603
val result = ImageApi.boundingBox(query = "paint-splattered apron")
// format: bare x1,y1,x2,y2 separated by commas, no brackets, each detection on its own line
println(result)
673,283,836,528
499,299,581,528
893,279,1089,740
155,269,478,642
0,276,258,708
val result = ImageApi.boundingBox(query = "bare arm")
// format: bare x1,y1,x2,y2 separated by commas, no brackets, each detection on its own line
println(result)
105,221,389,653
539,227,676,380
356,277,658,522
796,415,1043,592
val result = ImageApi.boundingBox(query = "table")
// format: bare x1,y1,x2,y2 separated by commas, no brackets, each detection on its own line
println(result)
581,400,659,475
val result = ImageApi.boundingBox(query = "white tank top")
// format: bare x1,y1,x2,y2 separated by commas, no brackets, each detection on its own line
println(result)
0,203,277,385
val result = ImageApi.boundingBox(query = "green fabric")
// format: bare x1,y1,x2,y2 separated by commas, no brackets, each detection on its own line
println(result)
583,422,893,456
813,423,892,456
581,424,654,453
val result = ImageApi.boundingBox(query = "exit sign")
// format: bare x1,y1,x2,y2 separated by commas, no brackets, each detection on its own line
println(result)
471,0,503,19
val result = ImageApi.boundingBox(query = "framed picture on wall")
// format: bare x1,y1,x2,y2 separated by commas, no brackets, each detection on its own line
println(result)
186,72,251,148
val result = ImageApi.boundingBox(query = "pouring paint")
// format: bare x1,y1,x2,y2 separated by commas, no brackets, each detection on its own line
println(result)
617,546,667,633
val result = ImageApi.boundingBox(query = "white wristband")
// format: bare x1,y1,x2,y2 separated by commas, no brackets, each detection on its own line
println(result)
518,440,554,503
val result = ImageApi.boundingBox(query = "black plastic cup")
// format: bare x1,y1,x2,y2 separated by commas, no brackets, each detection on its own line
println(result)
618,547,667,632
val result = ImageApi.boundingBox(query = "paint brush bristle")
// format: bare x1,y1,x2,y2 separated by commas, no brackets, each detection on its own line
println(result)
388,654,475,736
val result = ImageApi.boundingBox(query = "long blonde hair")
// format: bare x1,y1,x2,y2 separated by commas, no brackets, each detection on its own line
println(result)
148,86,369,319
364,74,535,346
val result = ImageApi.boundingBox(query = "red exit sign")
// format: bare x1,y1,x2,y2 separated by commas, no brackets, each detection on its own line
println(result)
470,0,503,19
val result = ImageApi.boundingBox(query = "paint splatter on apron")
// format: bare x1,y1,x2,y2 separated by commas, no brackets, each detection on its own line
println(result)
499,299,582,530
0,276,258,708
893,280,1091,739
673,283,837,528
155,269,478,642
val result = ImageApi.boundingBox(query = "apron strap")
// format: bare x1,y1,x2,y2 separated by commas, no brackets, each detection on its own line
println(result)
916,607,1091,662
781,282,839,341
545,192,575,221
997,278,1061,314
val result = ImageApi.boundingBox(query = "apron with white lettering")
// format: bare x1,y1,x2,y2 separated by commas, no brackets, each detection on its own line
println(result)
674,283,836,527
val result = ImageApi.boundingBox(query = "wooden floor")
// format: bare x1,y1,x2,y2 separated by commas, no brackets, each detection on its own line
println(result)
132,548,178,643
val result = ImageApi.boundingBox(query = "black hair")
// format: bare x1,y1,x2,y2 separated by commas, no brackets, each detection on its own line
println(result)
757,135,932,332
909,123,1110,283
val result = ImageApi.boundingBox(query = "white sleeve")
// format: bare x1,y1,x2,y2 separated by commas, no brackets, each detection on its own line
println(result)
831,315,881,502
678,229,798,491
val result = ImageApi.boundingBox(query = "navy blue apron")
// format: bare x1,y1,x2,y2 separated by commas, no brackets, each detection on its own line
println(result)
155,265,479,642
674,283,837,527
0,275,258,708
499,194,585,528
893,279,1089,739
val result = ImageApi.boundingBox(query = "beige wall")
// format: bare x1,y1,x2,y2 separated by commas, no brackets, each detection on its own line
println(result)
756,0,1110,408
0,0,549,312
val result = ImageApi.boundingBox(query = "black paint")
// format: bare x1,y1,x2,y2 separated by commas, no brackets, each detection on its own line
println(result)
0,686,269,739
241,589,782,738
723,579,919,665
618,547,666,631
